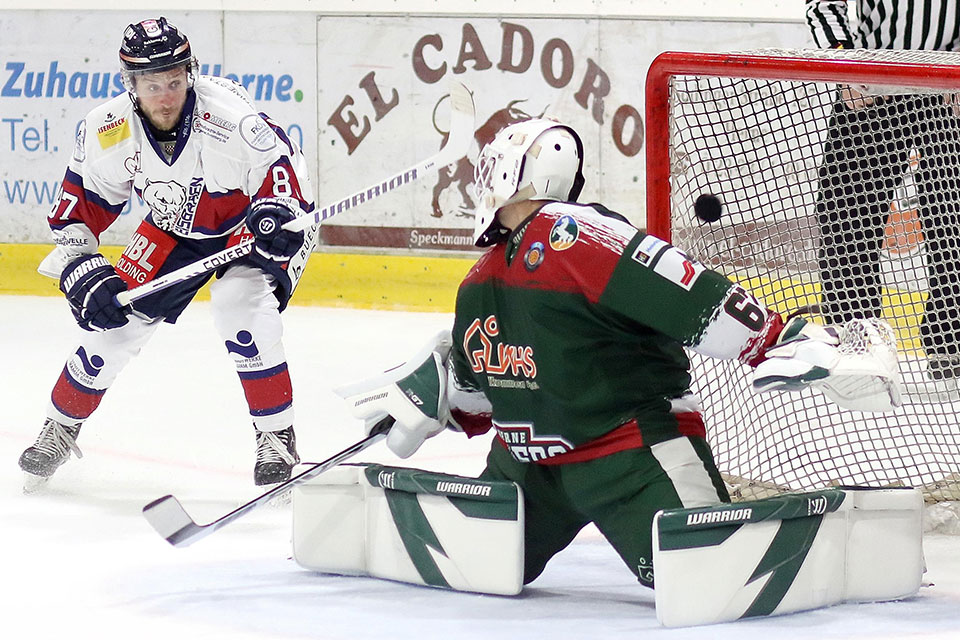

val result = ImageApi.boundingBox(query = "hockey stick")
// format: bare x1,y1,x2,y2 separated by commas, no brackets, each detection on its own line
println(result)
115,81,476,307
142,416,394,547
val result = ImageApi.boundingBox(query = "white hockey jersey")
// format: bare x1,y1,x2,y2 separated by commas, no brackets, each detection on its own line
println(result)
42,75,315,279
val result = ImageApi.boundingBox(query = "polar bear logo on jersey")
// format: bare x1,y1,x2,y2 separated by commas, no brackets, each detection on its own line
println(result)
142,179,187,230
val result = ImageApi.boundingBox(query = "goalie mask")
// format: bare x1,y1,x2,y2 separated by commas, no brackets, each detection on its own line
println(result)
119,17,197,102
472,118,585,247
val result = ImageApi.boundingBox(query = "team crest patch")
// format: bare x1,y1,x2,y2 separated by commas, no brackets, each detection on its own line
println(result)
141,179,187,231
549,216,579,251
524,242,545,271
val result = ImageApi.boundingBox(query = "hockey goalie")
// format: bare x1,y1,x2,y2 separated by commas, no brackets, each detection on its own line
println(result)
298,117,918,626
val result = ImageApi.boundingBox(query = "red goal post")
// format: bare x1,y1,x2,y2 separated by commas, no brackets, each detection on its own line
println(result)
644,49,960,509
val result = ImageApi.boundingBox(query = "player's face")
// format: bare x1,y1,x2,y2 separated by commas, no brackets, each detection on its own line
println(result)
134,67,189,132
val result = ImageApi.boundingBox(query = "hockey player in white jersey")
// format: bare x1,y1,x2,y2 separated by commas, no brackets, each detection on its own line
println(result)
19,17,317,489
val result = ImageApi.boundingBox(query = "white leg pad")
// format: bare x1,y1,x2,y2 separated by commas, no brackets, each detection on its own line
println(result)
652,487,924,627
292,464,524,596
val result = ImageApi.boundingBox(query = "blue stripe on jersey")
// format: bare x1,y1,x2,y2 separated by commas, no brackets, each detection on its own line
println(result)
250,401,293,417
238,363,290,381
51,168,126,230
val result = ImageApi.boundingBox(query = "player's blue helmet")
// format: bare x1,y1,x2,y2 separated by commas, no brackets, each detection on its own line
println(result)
119,17,197,97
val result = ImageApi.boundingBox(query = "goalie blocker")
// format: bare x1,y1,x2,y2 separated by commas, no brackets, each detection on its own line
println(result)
292,463,523,596
652,487,923,627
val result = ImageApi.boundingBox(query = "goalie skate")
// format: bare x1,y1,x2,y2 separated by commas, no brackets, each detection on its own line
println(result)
19,419,83,493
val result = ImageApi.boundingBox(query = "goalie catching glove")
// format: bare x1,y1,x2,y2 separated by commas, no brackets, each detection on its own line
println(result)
335,331,456,458
752,316,902,412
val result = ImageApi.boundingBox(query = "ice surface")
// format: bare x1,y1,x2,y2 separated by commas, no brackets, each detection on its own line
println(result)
1,296,958,639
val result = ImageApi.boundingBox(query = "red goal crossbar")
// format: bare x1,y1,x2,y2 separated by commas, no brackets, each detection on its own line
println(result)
644,50,960,240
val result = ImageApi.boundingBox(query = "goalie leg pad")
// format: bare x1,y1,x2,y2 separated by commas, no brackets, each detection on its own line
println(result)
292,463,524,596
652,487,923,627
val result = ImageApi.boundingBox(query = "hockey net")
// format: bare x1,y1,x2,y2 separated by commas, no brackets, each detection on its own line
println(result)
646,49,960,532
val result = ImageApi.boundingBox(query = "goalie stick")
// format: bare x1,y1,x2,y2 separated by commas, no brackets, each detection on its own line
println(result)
142,416,394,547
115,81,476,307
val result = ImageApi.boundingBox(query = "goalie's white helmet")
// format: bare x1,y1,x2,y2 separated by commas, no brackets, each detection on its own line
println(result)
472,118,584,246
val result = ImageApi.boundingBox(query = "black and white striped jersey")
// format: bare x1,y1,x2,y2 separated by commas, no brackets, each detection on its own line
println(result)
806,0,960,50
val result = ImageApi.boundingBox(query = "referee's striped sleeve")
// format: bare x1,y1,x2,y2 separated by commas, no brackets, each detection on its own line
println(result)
806,0,856,48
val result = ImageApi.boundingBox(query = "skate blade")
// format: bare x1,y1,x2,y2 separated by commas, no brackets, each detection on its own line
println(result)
265,487,292,508
22,472,52,494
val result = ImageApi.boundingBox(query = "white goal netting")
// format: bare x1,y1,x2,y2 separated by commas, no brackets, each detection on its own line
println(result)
649,49,960,518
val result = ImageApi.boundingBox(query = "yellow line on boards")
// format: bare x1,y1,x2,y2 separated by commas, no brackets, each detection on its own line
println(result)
0,244,475,313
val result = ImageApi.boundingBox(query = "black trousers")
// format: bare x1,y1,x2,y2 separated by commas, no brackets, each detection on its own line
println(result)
817,92,960,357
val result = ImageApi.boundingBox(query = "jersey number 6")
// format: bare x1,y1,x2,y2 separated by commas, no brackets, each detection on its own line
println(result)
724,288,765,331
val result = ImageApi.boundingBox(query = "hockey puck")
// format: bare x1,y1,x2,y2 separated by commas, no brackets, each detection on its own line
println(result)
694,194,723,223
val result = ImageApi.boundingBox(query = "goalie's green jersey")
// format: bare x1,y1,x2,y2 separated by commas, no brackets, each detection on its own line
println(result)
450,202,780,464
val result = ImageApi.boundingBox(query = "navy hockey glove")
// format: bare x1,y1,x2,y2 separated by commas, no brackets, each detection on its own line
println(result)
59,253,130,332
245,198,305,262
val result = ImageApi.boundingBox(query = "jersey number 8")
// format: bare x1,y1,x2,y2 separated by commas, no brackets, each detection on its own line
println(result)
271,166,292,198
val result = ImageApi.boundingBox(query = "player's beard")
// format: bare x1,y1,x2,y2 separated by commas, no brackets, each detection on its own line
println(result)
145,104,183,133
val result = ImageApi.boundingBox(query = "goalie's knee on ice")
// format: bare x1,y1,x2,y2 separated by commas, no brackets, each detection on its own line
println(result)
291,463,524,596
651,487,924,627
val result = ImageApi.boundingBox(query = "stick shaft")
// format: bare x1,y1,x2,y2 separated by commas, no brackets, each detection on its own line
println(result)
143,417,395,547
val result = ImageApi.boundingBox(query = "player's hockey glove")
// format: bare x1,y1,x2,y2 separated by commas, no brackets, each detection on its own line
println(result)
335,331,454,458
751,316,901,412
59,253,130,332
245,198,305,262
752,317,841,393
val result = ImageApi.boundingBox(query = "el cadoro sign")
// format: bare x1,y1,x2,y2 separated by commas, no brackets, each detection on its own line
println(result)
0,10,805,250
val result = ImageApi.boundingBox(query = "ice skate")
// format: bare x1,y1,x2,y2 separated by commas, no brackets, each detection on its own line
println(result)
19,419,83,493
253,425,299,487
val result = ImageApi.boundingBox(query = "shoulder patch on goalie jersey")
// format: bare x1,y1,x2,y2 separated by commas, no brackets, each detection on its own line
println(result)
548,215,579,251
631,234,668,266
632,235,705,291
